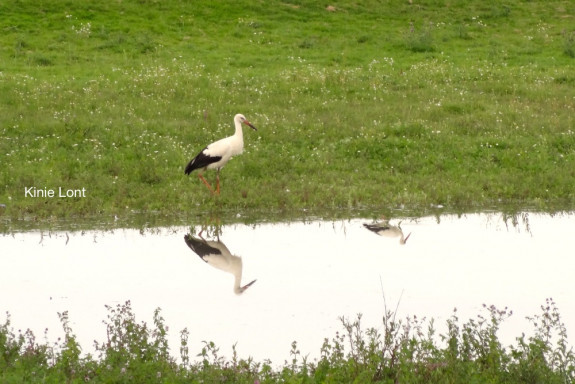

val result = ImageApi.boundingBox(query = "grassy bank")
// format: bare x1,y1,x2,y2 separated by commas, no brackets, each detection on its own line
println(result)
1,0,575,220
1,299,573,383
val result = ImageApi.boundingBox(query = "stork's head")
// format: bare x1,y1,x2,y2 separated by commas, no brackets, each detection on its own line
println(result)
235,114,257,131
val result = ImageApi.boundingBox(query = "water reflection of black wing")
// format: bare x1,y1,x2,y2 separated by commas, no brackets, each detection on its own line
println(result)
183,234,256,295
363,223,391,232
184,234,224,263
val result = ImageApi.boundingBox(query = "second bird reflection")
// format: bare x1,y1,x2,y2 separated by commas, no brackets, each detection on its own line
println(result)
363,216,411,245
184,232,256,295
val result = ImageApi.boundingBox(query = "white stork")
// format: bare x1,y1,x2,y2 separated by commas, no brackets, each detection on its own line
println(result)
363,217,411,245
185,113,257,194
184,233,256,295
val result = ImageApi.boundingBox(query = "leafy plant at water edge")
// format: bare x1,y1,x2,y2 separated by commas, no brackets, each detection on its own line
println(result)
509,298,575,382
1,299,574,382
91,301,179,382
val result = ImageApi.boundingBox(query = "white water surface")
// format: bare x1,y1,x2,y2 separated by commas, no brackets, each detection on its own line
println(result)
1,212,574,365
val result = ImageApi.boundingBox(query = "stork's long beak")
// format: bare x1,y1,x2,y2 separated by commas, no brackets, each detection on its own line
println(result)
240,279,257,292
402,233,411,244
243,120,257,131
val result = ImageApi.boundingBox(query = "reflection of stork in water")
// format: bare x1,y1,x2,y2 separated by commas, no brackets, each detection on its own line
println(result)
184,233,256,295
363,217,411,245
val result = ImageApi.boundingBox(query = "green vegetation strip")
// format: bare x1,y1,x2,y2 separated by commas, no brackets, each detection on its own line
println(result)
1,0,574,220
1,299,573,383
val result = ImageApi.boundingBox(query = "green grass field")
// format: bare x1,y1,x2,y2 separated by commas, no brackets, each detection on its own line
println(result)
1,0,574,222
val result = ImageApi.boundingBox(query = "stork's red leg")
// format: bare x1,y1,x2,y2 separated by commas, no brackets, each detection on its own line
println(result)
198,174,214,193
215,170,221,195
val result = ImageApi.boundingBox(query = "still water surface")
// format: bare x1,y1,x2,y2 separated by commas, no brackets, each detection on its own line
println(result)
1,212,574,364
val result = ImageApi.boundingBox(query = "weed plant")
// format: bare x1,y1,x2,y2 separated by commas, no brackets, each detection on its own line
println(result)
0,0,574,220
1,299,573,383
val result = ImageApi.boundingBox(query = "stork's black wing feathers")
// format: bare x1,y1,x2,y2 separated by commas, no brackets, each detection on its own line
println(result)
184,148,222,175
184,234,222,262
363,223,390,234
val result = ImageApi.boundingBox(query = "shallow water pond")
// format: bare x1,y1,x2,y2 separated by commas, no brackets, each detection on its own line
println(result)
1,212,574,365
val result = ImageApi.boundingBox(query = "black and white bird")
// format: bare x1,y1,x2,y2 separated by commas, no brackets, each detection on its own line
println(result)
184,233,256,295
185,113,257,194
363,217,411,245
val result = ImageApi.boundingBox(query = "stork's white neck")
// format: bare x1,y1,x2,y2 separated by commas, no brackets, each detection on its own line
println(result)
234,119,244,137
231,258,245,294
233,272,243,294
230,120,245,154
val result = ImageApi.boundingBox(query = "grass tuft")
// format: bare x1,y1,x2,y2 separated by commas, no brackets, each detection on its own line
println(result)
405,21,435,53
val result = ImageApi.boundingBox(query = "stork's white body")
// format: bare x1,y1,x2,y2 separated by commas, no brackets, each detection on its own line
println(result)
198,121,246,170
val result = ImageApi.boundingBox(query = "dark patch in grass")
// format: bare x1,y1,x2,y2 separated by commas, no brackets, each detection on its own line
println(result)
30,53,53,66
484,3,512,19
554,75,575,85
563,30,575,58
357,35,369,44
298,36,319,49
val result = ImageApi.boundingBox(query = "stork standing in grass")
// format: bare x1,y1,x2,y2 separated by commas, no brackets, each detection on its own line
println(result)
185,113,257,194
